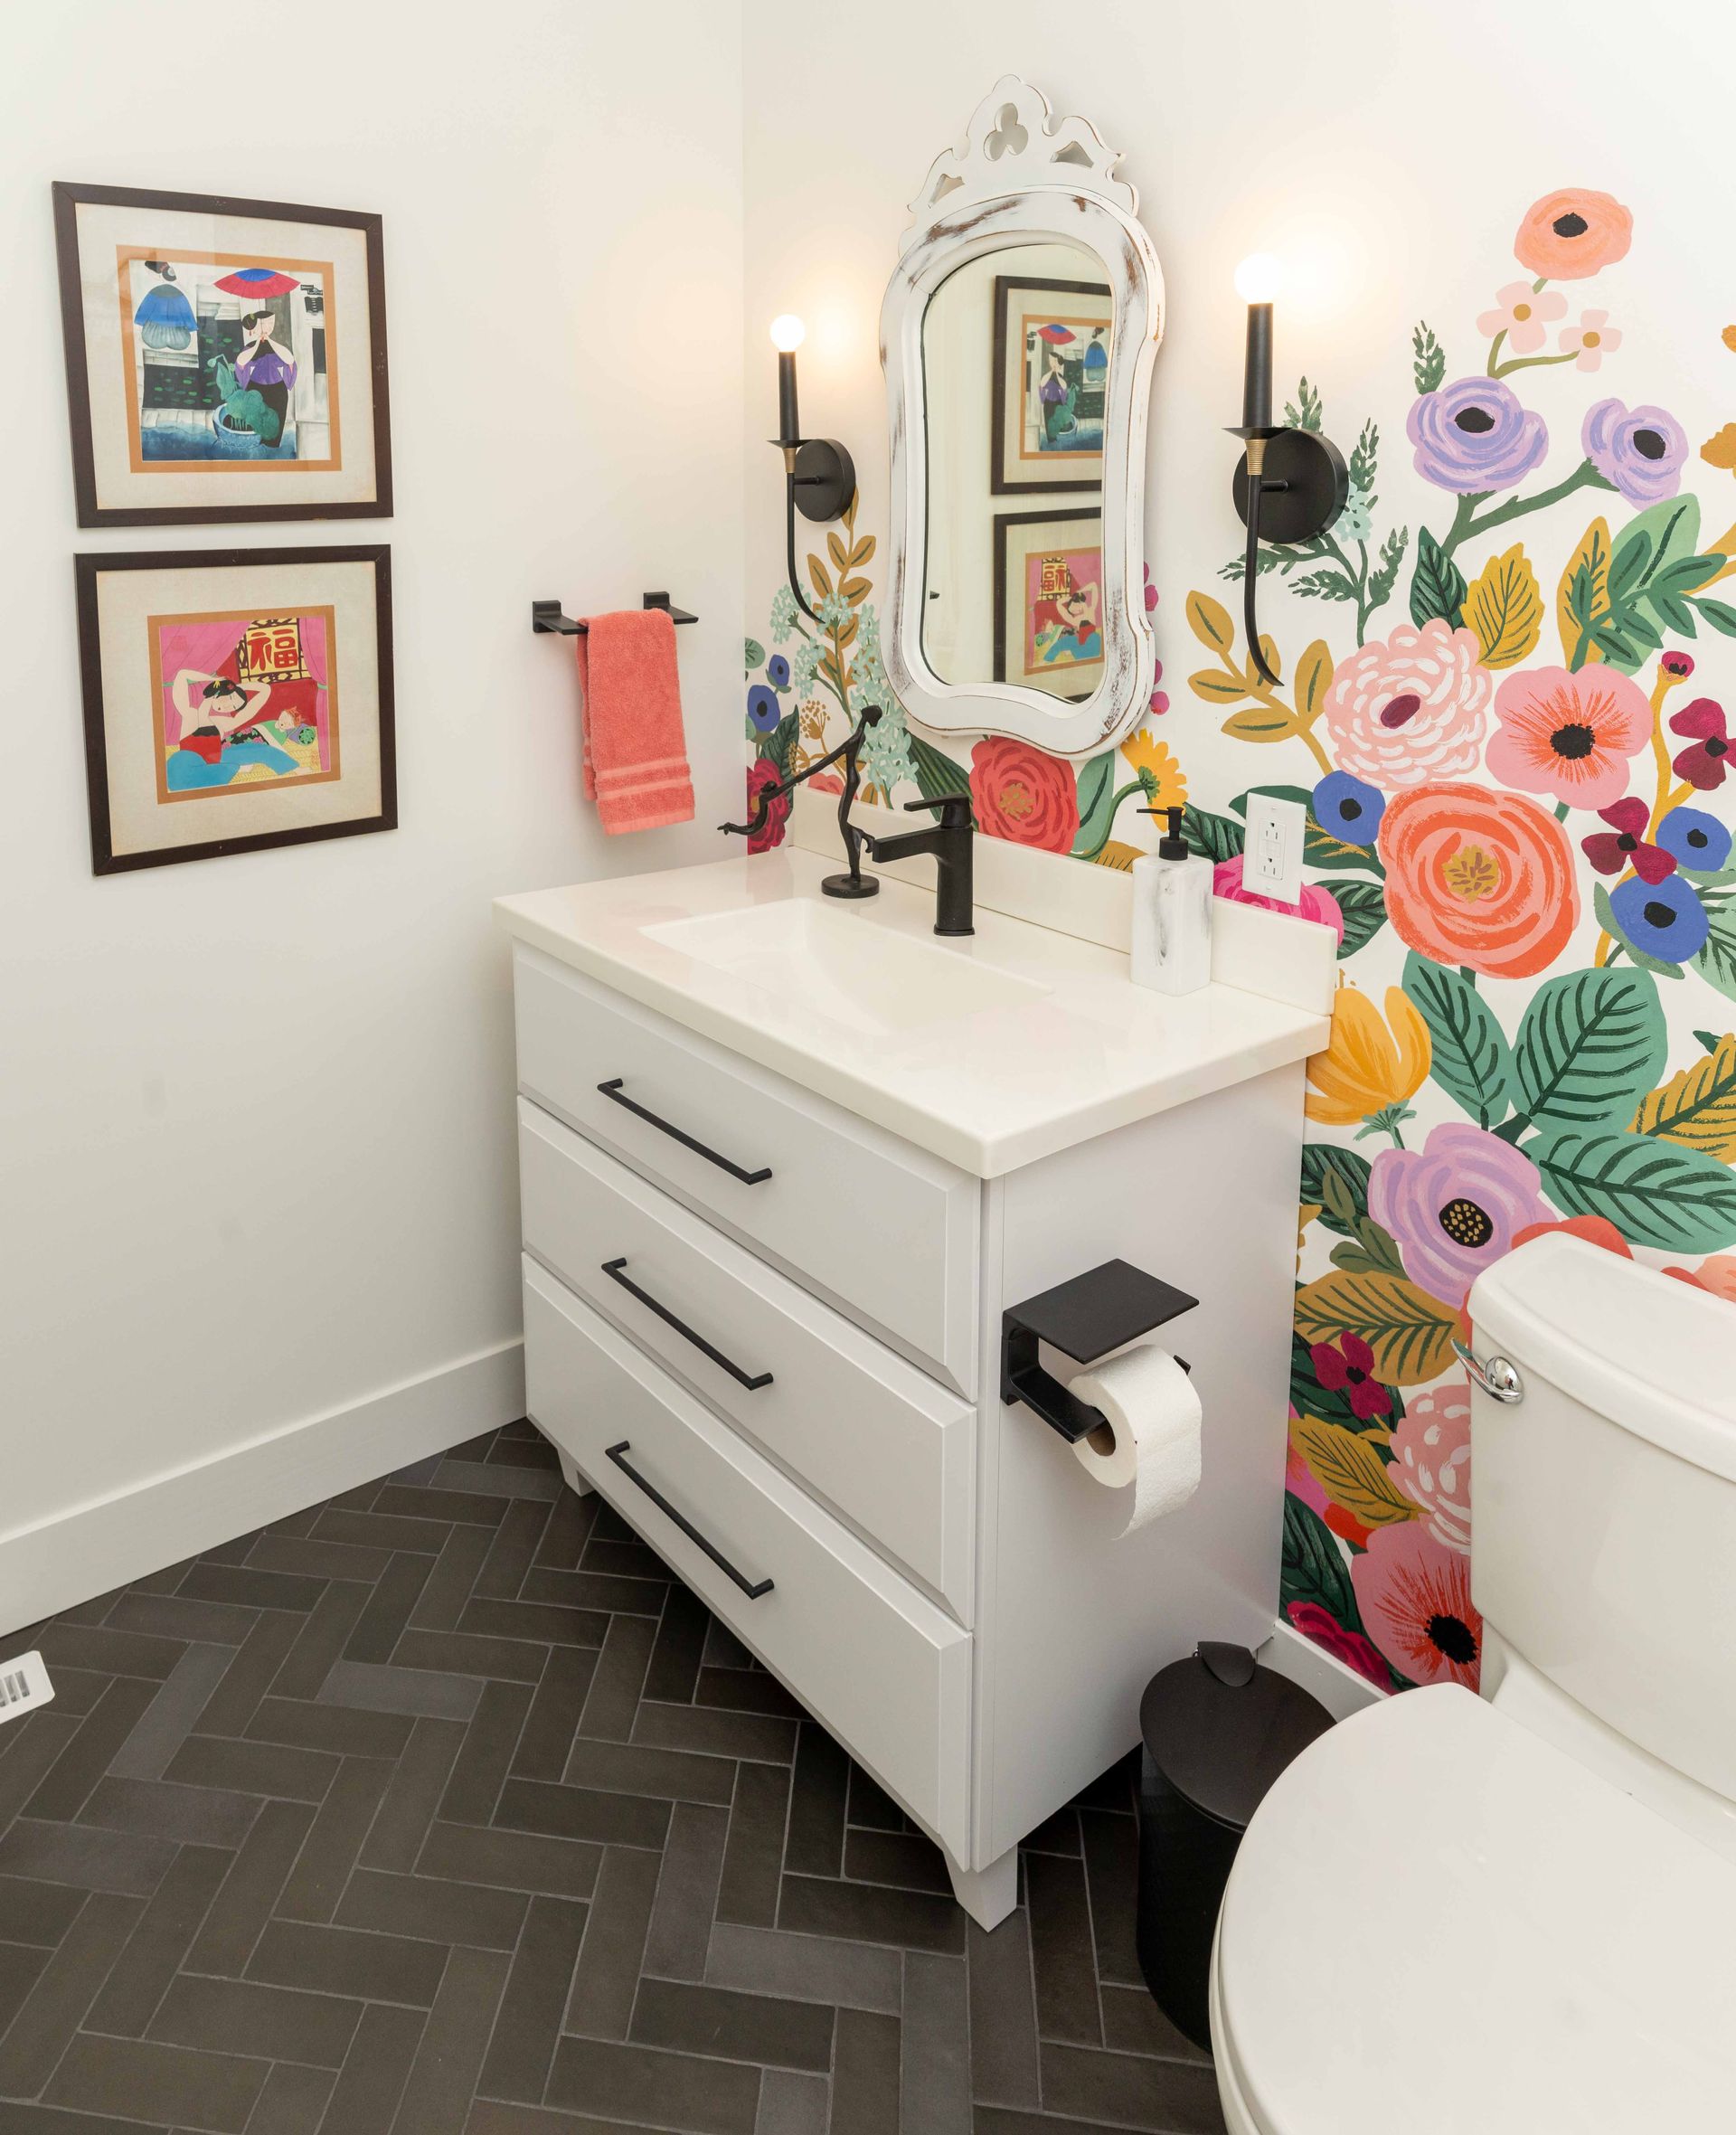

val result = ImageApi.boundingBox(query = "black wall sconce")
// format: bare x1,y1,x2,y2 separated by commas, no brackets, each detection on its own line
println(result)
769,314,855,622
1228,254,1348,686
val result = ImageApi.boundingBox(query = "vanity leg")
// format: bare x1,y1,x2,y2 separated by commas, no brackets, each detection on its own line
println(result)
944,1846,1020,1932
553,1446,596,1498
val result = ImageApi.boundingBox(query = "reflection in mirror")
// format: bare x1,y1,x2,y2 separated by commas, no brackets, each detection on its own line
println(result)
921,243,1112,701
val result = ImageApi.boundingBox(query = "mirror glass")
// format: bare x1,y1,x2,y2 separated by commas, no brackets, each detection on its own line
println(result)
920,241,1112,701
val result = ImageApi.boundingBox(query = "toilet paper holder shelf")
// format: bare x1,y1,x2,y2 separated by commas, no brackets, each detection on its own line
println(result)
1001,1258,1198,1443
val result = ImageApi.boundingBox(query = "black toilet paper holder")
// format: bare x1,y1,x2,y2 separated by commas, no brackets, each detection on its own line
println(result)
1001,1259,1197,1444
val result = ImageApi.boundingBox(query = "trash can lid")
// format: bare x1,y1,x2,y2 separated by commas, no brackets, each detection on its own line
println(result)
1139,1643,1334,1831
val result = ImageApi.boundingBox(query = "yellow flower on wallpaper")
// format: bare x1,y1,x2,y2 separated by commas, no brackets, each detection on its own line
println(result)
1120,726,1187,810
1306,982,1431,1133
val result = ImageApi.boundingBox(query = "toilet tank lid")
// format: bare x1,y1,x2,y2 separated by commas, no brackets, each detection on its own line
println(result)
1471,1234,1736,1481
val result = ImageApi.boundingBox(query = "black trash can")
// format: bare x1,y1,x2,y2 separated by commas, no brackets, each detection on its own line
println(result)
1137,1641,1333,2050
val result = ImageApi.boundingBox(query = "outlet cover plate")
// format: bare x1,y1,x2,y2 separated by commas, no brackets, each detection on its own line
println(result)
1243,793,1306,908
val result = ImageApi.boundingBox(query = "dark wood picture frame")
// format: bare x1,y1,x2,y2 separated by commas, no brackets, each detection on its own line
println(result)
992,508,1102,702
989,273,1112,498
77,544,396,874
52,180,392,528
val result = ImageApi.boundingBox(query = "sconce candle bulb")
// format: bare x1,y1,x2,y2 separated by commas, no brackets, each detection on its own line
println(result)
769,316,806,450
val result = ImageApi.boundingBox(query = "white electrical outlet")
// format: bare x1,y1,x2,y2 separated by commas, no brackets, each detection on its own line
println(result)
0,1651,52,1726
1243,792,1306,907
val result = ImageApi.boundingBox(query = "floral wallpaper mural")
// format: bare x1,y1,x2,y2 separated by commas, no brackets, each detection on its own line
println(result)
748,187,1736,1696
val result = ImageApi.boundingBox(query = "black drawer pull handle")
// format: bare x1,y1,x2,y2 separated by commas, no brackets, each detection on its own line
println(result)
596,1080,772,1186
601,1260,773,1391
605,1441,773,1599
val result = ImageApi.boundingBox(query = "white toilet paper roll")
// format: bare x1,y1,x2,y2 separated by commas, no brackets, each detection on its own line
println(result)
1066,1345,1202,1536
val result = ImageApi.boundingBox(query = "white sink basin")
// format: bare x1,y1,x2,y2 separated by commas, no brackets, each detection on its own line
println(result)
642,896,1051,1038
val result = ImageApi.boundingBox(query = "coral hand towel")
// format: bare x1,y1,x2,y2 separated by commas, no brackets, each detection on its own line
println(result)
574,609,693,834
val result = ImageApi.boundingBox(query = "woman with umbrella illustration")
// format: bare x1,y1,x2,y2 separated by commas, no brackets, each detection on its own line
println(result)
1034,325,1078,448
217,268,300,448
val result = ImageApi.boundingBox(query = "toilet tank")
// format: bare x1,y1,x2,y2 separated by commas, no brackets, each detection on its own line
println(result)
1467,1233,1736,1804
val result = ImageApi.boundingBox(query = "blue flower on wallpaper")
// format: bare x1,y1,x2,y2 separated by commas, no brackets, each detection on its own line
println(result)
766,653,791,687
746,683,781,732
1609,872,1712,961
1656,804,1731,871
1313,770,1386,845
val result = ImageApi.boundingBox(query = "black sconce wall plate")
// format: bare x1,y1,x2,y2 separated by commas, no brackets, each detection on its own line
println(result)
792,438,856,523
1231,429,1349,545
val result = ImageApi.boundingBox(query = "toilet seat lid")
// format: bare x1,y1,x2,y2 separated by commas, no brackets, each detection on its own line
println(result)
1215,1684,1736,2135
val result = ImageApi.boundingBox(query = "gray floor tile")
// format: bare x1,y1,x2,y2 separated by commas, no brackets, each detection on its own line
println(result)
546,2034,760,2135
105,1648,236,1781
43,2032,269,2132
901,1951,970,2134
477,1893,588,2102
560,1847,658,2042
755,2068,829,2135
630,1978,834,2072
704,1923,901,2015
640,1801,728,1981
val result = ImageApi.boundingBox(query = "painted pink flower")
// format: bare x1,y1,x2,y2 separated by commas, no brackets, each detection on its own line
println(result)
1387,1380,1472,1553
1670,698,1731,791
1309,1332,1392,1421
1692,1256,1736,1303
1580,795,1675,883
1486,664,1652,809
1212,855,1344,940
1285,1601,1392,1691
1475,280,1566,354
1370,1122,1548,1307
1559,307,1622,372
1352,1519,1482,1690
1320,620,1493,790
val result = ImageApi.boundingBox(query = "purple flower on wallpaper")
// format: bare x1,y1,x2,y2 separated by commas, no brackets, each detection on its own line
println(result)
1369,1122,1548,1308
1406,377,1548,495
1582,397,1687,505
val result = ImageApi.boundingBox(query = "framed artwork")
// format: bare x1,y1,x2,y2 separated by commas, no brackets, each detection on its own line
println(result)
990,274,1113,496
994,511,1106,700
52,181,392,527
77,545,395,874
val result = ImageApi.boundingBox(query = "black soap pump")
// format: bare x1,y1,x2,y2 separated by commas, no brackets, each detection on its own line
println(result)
1131,805,1212,995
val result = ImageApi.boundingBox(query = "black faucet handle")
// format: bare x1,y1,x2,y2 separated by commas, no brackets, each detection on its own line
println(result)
902,792,974,828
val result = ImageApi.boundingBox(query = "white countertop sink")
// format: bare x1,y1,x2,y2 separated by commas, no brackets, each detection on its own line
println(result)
495,847,1329,1177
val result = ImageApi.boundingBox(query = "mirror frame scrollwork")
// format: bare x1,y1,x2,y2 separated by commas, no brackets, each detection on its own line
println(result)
881,77,1165,759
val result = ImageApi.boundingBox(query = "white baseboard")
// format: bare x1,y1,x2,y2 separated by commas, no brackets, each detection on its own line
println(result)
0,1339,526,1638
1257,1618,1385,1724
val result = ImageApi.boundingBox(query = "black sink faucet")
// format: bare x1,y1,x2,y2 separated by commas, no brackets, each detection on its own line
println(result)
863,796,975,937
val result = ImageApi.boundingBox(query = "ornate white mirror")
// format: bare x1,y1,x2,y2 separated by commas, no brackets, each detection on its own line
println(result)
881,78,1165,758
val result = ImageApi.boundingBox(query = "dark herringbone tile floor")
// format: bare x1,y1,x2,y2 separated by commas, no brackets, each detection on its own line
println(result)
0,1421,1225,2134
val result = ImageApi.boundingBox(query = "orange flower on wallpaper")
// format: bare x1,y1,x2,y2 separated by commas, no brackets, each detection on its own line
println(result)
1513,189,1632,280
1378,782,1579,979
1702,422,1736,472
1723,326,1736,353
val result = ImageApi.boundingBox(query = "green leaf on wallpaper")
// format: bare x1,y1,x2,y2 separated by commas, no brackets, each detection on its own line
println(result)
744,638,765,674
1694,596,1736,638
765,713,799,779
907,733,971,811
1300,1144,1373,1238
1412,322,1447,395
1693,906,1736,1002
1333,880,1388,959
1409,527,1467,630
1401,952,1517,1129
1368,525,1410,614
1348,418,1380,498
1529,1129,1736,1252
1513,968,1667,1129
1182,803,1245,864
1598,496,1720,669
1279,1494,1363,1629
1285,378,1324,434
1070,753,1121,859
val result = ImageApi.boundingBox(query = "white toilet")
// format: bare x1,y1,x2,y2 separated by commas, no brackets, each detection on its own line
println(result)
1210,1232,1736,2133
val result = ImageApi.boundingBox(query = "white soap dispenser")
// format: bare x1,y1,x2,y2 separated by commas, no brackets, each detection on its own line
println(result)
1131,805,1212,995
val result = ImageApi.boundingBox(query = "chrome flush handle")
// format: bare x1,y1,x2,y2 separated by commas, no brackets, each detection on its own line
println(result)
1451,1338,1524,1404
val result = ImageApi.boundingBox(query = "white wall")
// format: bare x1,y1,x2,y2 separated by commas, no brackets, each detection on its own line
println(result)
0,0,744,1625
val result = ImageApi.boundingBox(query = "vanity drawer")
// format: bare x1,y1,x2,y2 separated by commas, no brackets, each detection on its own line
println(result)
519,1100,975,1620
513,947,979,1393
524,1258,971,1857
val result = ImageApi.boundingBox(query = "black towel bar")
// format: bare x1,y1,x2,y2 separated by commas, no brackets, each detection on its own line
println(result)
532,591,698,636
